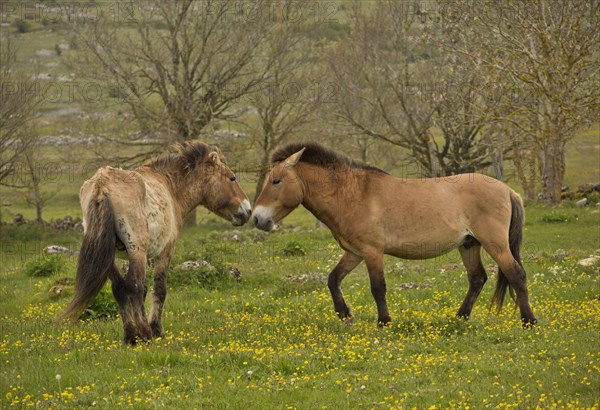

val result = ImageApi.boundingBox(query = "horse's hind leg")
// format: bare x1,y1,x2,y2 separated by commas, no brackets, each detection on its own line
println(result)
109,264,138,344
126,252,152,343
457,245,487,319
111,252,152,344
149,246,174,338
327,251,362,320
483,241,536,326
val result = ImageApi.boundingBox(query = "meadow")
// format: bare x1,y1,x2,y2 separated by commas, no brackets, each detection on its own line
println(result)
1,193,599,408
1,8,599,409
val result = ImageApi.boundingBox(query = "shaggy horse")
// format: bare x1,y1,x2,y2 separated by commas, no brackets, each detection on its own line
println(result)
253,142,536,327
63,141,252,344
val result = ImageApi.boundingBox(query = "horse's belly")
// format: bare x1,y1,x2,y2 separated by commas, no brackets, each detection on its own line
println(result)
386,242,457,260
144,185,178,257
146,210,176,257
384,229,465,260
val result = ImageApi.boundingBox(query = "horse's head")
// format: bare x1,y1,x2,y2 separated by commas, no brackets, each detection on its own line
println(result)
196,147,251,226
253,147,305,231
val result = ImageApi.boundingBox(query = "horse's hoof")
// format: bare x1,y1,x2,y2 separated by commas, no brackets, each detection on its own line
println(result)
522,318,537,329
336,310,352,321
150,323,164,339
341,316,354,326
377,318,392,328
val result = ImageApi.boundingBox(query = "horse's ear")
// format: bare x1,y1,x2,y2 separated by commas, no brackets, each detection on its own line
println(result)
284,147,305,167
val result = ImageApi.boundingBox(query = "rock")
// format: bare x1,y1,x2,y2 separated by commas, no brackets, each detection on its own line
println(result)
51,216,83,230
577,256,600,267
397,282,432,290
228,266,242,281
223,230,241,242
43,245,75,256
178,260,214,271
286,272,327,283
552,249,568,261
14,214,25,224
48,285,65,298
575,198,588,207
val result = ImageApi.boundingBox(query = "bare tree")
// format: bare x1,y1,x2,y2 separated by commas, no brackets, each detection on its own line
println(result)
245,11,323,199
443,0,600,204
330,1,507,177
0,35,39,186
72,0,278,147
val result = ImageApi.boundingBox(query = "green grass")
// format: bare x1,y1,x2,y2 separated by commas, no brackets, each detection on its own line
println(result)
1,203,598,409
1,6,599,408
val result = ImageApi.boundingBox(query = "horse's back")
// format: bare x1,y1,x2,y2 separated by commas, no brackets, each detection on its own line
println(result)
80,166,146,214
80,166,155,253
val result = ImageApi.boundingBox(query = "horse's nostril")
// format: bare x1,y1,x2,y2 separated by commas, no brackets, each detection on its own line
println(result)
253,216,259,226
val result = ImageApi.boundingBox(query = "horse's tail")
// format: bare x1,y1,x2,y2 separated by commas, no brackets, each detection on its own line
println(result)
491,191,523,313
62,192,116,321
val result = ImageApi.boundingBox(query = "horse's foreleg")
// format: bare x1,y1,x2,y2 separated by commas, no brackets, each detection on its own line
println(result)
364,253,391,326
327,251,362,321
457,245,487,319
149,246,174,338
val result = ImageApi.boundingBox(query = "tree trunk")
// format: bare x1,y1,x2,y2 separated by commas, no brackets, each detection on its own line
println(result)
485,130,504,181
253,149,270,203
34,177,43,225
183,209,196,227
541,140,564,205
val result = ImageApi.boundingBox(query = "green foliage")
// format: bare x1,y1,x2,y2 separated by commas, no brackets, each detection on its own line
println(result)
169,257,232,291
282,240,307,256
23,254,66,277
541,210,575,223
14,19,31,33
80,285,118,320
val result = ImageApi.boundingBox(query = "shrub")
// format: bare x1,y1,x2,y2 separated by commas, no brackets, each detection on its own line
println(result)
15,19,31,33
80,285,119,320
282,240,307,257
170,259,232,290
23,254,66,277
541,210,574,223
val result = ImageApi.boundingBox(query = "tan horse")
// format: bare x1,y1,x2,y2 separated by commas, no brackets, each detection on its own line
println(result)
63,141,252,344
253,142,536,327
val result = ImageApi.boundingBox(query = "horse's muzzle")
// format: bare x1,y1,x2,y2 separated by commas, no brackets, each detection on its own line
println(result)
253,215,274,232
231,200,252,226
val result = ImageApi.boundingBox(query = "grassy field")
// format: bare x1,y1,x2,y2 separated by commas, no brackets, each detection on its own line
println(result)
1,197,599,408
1,6,599,410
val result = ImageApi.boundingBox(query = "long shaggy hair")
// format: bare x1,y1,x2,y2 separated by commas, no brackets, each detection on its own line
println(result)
146,141,219,175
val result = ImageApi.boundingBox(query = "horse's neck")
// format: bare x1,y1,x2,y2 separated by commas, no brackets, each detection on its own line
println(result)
136,166,206,223
300,167,362,232
175,182,206,219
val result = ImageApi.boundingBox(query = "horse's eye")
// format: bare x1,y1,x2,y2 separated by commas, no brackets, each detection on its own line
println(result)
272,179,281,186
229,175,237,182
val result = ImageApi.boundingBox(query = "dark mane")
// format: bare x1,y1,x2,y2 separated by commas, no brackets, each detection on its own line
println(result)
145,141,215,174
271,142,388,174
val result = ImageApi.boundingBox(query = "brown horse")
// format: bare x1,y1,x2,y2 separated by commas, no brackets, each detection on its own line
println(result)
63,141,251,344
253,142,536,327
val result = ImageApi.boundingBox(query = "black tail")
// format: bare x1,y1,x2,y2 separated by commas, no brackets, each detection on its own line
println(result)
491,192,524,313
62,193,116,321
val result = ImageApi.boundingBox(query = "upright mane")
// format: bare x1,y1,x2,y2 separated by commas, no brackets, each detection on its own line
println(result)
145,141,217,175
271,142,387,174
